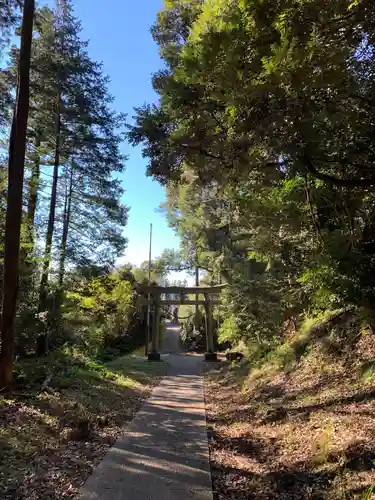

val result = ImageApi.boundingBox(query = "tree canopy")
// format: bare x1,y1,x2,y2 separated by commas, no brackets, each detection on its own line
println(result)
130,0,375,345
0,0,129,385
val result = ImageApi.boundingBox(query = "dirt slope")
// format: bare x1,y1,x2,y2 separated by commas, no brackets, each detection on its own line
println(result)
0,352,164,499
205,313,375,499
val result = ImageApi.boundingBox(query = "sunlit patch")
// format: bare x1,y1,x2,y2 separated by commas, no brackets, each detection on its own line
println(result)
0,354,165,499
205,333,375,499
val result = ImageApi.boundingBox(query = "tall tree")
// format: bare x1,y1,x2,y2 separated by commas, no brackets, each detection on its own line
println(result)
0,0,19,128
0,0,128,363
0,0,35,389
36,2,127,312
38,0,73,312
129,0,375,346
57,162,73,290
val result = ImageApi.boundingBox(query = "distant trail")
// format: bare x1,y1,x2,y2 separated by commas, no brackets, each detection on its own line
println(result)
161,321,182,354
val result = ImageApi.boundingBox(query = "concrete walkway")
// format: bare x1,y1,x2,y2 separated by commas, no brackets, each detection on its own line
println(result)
161,322,183,354
79,324,212,500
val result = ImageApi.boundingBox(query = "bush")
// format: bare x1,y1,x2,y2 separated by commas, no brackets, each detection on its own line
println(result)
180,315,206,351
63,273,145,358
179,305,203,349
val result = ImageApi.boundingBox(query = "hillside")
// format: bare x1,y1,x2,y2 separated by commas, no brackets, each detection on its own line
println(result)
0,351,164,499
205,311,375,499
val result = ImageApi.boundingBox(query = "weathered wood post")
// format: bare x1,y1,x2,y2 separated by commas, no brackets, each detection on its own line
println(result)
148,293,161,361
204,293,217,361
156,293,163,353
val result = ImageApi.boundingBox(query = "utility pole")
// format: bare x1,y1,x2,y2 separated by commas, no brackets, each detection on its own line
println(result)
145,223,153,356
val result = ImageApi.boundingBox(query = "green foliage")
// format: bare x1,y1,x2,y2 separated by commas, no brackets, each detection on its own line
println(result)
129,0,375,352
0,1,129,367
218,315,239,343
131,261,162,284
64,270,142,358
180,314,206,351
363,485,375,500
178,304,194,321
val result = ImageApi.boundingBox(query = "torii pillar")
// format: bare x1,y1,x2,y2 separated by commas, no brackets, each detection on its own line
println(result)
204,293,217,361
148,293,161,361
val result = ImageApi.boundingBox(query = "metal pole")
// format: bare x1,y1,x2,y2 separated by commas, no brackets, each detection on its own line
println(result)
145,223,153,356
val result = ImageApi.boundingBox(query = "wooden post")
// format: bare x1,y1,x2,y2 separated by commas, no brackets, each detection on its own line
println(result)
145,223,152,356
156,295,162,353
204,294,217,361
195,258,200,330
148,293,161,361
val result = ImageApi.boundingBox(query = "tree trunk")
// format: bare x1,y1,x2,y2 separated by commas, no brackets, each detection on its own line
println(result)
19,132,41,276
0,0,35,390
27,132,41,230
0,183,6,307
37,93,61,355
58,165,73,290
194,260,200,329
38,92,61,313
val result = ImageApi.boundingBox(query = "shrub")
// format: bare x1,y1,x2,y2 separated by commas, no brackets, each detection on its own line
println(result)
63,273,145,358
180,315,206,351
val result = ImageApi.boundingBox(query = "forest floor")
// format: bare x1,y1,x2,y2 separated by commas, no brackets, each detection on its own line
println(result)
0,349,165,500
205,313,375,500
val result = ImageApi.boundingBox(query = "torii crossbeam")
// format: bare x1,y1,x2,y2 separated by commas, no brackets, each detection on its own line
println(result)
136,284,227,361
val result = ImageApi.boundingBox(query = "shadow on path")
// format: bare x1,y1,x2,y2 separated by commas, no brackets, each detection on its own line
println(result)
79,325,212,500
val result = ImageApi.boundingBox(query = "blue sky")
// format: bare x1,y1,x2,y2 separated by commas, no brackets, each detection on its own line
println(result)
68,0,181,267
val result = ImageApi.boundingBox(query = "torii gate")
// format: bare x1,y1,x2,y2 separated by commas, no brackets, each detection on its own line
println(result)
136,284,227,361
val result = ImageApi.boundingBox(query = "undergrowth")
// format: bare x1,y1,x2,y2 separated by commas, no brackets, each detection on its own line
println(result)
0,346,165,499
206,309,375,499
236,308,372,383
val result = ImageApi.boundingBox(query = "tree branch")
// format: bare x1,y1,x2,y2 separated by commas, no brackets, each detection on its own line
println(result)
303,155,375,187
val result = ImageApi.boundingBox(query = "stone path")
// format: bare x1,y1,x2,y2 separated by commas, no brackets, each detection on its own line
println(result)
78,324,212,500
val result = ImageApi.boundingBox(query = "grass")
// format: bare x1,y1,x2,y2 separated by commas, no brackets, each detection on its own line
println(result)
363,483,375,499
205,310,375,499
0,347,165,499
130,345,148,357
